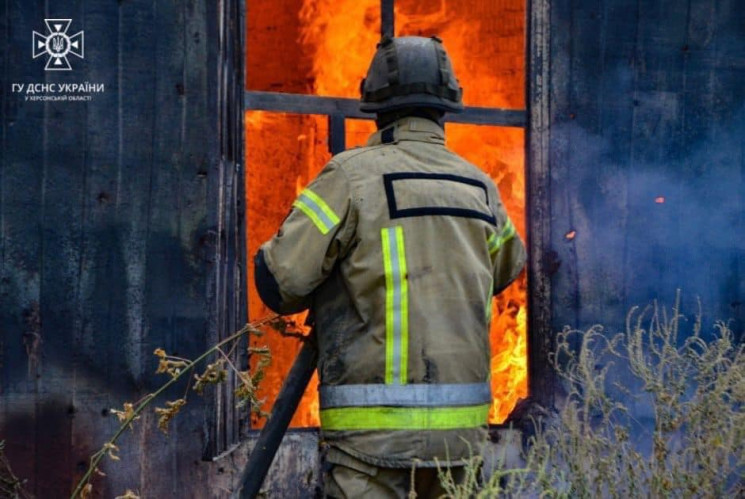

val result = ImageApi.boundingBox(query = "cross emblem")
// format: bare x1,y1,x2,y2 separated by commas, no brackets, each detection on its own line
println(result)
33,19,84,71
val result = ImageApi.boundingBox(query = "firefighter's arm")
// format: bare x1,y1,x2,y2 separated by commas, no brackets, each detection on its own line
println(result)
489,203,527,295
254,161,355,314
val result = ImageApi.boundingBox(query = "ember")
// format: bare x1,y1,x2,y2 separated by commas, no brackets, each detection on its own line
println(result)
246,0,526,426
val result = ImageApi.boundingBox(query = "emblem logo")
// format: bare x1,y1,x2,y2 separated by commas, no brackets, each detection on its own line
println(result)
32,19,84,71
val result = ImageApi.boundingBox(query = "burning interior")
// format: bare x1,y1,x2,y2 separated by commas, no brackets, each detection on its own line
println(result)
245,0,527,427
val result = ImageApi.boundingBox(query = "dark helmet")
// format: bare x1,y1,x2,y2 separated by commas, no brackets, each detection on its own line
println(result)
359,35,464,114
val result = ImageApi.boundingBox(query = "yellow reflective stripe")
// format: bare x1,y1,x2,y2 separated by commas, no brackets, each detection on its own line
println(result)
293,188,340,235
487,232,499,254
485,277,494,323
396,227,409,385
488,219,516,255
293,199,329,234
321,404,490,431
381,226,409,385
500,219,517,245
381,228,395,384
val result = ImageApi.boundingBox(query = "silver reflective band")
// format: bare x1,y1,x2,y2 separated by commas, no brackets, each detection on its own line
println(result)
319,382,492,409
296,192,338,231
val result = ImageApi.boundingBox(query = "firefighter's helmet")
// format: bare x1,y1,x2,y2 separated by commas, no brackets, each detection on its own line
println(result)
359,36,464,114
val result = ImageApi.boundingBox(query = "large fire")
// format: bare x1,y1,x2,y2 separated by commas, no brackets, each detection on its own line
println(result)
246,0,526,427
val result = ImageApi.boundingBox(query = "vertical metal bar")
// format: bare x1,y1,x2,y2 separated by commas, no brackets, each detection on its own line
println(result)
381,0,394,37
206,0,249,459
328,113,346,155
235,0,249,444
526,0,555,412
205,0,225,460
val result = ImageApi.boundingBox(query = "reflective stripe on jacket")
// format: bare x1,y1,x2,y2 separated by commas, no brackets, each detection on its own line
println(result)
258,116,526,467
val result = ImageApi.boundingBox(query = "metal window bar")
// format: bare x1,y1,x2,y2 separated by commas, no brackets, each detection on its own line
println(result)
244,91,526,127
244,90,526,156
244,93,526,157
244,0,526,157
381,0,395,37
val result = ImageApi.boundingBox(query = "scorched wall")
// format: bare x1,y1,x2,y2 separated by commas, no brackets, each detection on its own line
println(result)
0,0,743,496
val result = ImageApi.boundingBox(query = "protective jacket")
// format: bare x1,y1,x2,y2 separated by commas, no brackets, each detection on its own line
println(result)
255,116,526,468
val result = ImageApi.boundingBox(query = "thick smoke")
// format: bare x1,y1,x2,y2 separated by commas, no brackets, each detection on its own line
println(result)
551,104,745,340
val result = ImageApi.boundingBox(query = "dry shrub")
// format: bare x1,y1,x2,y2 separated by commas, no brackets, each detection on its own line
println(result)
71,317,278,499
439,296,744,498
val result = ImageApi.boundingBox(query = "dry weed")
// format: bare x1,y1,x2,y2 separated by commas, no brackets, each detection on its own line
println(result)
439,295,744,498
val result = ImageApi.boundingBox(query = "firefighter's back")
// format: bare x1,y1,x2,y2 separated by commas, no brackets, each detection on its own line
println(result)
311,115,524,467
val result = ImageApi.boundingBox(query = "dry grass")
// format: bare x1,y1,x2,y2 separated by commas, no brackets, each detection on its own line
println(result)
0,440,33,499
70,316,279,499
439,296,744,498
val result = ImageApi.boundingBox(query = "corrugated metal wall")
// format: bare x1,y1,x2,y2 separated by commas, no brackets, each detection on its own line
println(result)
0,0,247,496
544,0,745,336
0,0,743,496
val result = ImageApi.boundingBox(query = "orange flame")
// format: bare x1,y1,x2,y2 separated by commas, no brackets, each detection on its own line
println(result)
246,0,526,427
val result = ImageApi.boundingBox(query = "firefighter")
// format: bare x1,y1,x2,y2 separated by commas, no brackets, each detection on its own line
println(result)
254,35,526,498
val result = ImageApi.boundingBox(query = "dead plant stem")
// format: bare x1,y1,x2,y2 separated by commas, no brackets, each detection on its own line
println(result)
70,317,276,499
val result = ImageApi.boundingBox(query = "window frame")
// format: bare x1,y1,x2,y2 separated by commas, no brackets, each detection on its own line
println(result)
221,0,554,458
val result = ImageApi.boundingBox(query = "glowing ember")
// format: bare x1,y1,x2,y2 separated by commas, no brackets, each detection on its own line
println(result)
246,0,527,427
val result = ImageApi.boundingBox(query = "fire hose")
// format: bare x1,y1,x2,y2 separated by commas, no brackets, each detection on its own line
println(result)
234,336,318,499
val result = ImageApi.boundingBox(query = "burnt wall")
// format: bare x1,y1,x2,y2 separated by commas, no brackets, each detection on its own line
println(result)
546,0,745,336
0,0,246,497
1,0,743,495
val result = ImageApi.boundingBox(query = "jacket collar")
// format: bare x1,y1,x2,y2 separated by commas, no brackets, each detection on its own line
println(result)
366,116,445,146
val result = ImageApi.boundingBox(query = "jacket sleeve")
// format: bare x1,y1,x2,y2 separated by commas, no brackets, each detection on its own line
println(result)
255,160,355,314
488,196,527,295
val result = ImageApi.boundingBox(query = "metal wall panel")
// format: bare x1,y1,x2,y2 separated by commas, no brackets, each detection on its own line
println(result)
0,0,245,496
546,0,745,336
1,0,743,495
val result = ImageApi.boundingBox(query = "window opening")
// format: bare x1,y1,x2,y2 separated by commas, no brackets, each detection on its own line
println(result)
245,0,527,428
